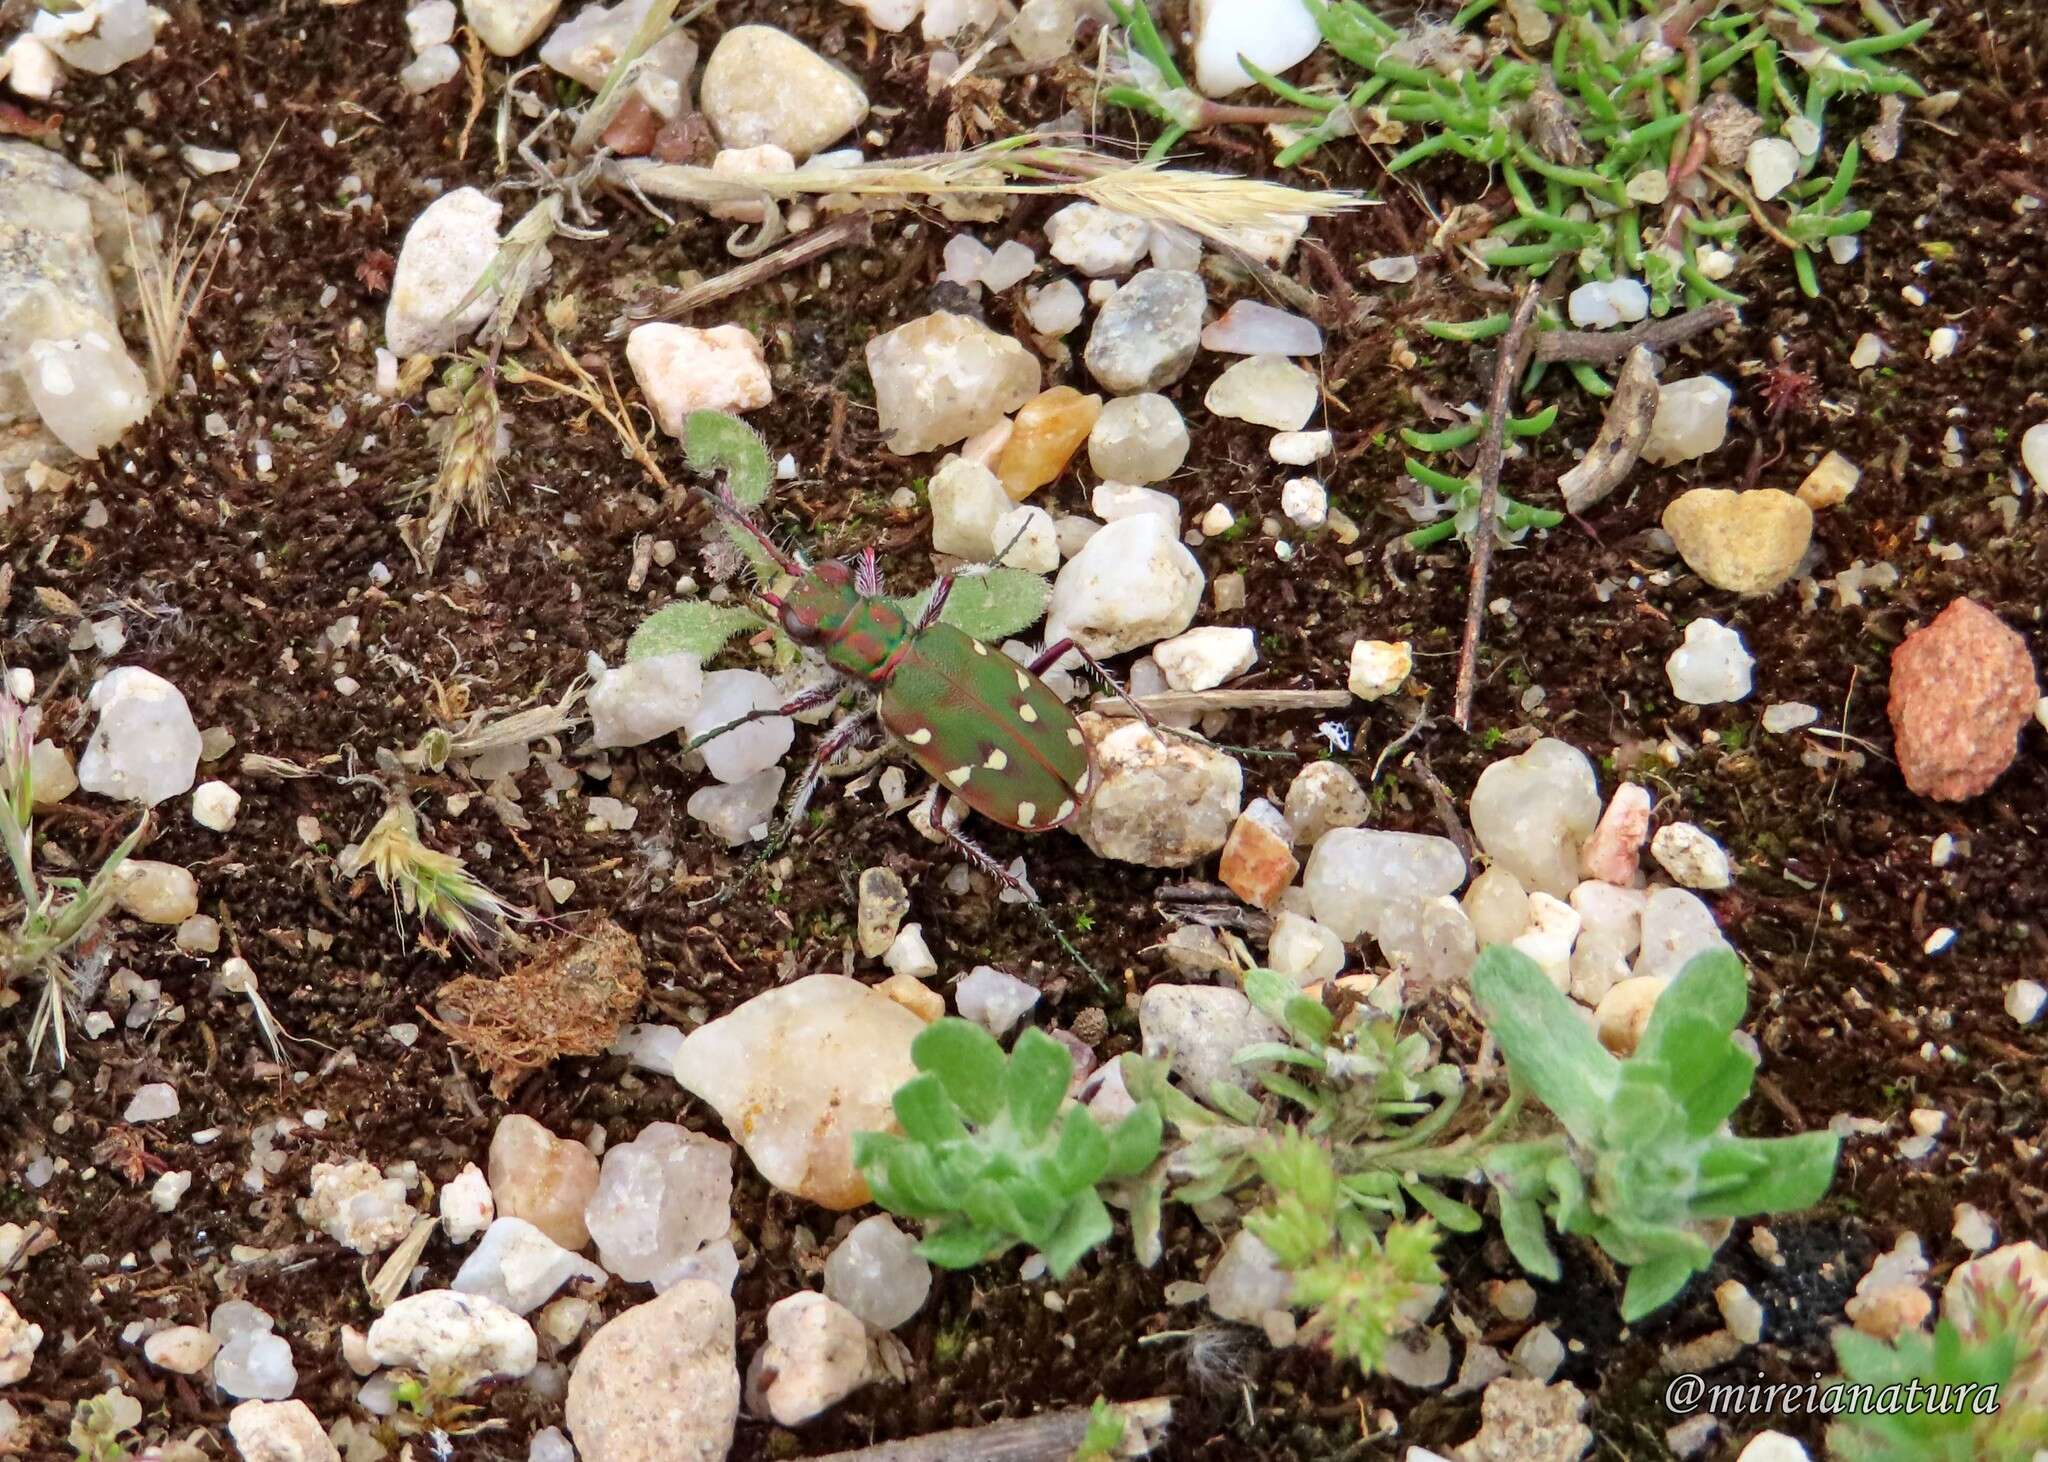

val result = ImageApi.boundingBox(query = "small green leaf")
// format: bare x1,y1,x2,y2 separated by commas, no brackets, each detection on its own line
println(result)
892,1073,967,1146
1620,1249,1700,1322
1402,1180,1483,1234
1498,1192,1560,1281
1638,947,1748,1051
1230,1041,1326,1070
1044,1110,1111,1194
912,1019,1007,1125
627,601,768,661
919,1219,1005,1270
684,410,771,506
1689,1131,1841,1218
1005,1027,1073,1140
1472,944,1620,1142
1205,1080,1266,1126
1103,1101,1163,1179
1040,1186,1113,1278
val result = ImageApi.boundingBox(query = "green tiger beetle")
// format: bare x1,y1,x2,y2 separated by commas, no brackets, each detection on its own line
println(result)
680,487,1148,910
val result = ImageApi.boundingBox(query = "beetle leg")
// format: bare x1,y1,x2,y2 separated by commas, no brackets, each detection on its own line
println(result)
1029,638,1161,729
933,792,1040,904
689,708,876,909
677,680,845,756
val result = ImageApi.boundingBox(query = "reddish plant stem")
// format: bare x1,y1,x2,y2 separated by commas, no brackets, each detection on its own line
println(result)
1453,284,1544,731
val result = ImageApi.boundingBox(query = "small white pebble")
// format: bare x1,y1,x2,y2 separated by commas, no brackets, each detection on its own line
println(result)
1850,333,1886,369
1927,327,1959,361
1923,927,1955,956
2005,979,2045,1025
1951,1202,1995,1253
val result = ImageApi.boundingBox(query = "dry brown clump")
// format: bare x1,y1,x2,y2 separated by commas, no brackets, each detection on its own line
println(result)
426,918,645,1096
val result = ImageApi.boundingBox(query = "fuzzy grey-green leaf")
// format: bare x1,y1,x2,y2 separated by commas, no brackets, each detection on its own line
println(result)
627,601,768,661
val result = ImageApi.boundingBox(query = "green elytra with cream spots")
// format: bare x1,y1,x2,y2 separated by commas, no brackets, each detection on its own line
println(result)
774,557,1092,833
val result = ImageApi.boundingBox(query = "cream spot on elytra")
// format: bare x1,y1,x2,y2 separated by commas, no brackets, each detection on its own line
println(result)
1016,800,1037,825
1018,703,1038,723
984,748,1009,771
946,765,972,787
906,727,933,745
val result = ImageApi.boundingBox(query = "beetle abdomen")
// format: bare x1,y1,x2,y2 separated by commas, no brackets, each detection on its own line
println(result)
877,625,1092,833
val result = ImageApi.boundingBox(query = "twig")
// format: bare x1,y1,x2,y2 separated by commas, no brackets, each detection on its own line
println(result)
1087,688,1352,717
1453,284,1543,731
1532,302,1738,364
807,1398,1174,1461
607,212,875,338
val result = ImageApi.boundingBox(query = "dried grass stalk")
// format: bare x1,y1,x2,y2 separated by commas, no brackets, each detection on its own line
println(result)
406,359,502,574
424,919,645,1096
610,138,1365,258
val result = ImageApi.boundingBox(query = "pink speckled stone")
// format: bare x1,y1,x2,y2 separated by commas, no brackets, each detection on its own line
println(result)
1887,598,2038,802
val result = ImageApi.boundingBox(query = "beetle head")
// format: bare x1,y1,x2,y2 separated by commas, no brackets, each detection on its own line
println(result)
775,560,861,646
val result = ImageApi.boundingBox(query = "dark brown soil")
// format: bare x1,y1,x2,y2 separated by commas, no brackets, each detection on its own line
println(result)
4,0,2045,1459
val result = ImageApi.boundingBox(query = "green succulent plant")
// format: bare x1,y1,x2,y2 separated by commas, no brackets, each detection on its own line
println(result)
1826,1244,2048,1462
854,1019,1163,1278
1246,1130,1446,1374
1471,943,1840,1321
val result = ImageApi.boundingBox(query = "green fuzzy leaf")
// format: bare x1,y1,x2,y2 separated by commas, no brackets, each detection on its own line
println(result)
1638,947,1749,1053
1103,1101,1163,1179
919,1219,1005,1270
1204,1080,1266,1126
684,410,771,506
1620,1249,1700,1322
1689,1131,1841,1218
1498,1192,1560,1281
1045,1110,1111,1195
627,601,769,662
892,1073,967,1146
898,566,1051,643
1639,1017,1756,1138
1471,944,1620,1142
1040,1187,1113,1278
1230,1041,1326,1070
1005,1027,1073,1140
1402,1180,1483,1234
912,1018,1007,1125
1000,1168,1067,1242
856,1136,952,1219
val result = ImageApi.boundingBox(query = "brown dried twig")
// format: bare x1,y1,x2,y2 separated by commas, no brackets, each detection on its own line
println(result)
1532,301,1738,365
1453,284,1544,731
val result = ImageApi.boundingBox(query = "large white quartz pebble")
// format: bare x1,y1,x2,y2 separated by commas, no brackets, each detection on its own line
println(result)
588,653,704,749
824,1215,931,1331
77,666,201,806
1303,829,1467,943
367,1291,538,1389
1468,738,1602,899
1189,0,1321,96
674,975,922,1209
626,324,772,434
681,669,794,784
1044,513,1203,658
385,188,507,358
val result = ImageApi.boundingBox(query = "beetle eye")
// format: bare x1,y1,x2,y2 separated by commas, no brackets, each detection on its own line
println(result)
781,608,820,645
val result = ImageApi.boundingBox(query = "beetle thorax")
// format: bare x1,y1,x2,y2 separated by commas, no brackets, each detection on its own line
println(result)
775,561,911,682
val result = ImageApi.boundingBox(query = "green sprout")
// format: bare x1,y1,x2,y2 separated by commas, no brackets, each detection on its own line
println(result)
854,1019,1163,1277
1,680,146,1069
1827,1243,2048,1462
1070,1397,1129,1462
1472,944,1840,1321
69,1388,141,1462
1247,1131,1445,1374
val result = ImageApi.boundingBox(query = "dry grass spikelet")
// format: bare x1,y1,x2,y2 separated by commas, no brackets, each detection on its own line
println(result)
425,918,645,1096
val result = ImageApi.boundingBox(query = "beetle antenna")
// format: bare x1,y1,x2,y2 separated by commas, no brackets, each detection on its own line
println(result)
691,483,803,576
